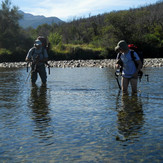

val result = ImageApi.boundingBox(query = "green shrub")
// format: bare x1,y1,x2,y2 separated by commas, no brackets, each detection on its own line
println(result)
0,48,12,55
0,48,27,62
0,49,12,62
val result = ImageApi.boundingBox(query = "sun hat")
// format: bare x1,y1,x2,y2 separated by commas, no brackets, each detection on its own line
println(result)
115,40,129,51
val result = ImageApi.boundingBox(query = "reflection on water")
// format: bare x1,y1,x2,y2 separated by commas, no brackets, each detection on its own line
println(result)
116,94,144,142
0,67,163,162
28,85,53,141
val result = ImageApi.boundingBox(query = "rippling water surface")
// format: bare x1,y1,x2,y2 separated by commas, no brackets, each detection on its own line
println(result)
0,67,163,162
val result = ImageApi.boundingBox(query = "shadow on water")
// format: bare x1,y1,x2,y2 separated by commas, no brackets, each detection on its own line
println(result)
28,85,53,141
115,93,144,143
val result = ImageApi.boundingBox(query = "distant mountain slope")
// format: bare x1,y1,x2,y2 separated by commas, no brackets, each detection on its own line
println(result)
18,10,64,29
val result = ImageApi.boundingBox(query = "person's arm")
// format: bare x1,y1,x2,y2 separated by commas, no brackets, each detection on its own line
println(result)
135,60,142,72
116,53,123,68
25,49,33,62
134,51,142,72
25,57,32,62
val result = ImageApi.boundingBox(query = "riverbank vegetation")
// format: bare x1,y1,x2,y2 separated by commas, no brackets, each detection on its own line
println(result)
0,0,163,62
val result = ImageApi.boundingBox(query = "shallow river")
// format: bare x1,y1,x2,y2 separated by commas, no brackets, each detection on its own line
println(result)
0,67,163,162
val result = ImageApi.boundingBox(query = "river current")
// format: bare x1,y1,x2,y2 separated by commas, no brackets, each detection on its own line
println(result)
0,67,163,162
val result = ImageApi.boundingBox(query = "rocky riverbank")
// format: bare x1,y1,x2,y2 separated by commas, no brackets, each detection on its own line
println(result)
0,58,163,68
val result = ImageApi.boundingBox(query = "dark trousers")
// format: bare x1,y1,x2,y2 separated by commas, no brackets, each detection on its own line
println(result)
31,65,47,84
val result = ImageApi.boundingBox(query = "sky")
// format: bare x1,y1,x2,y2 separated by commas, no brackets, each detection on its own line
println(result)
10,0,161,21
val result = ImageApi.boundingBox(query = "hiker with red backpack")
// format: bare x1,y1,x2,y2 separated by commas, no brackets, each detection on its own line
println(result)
115,40,142,95
26,37,49,86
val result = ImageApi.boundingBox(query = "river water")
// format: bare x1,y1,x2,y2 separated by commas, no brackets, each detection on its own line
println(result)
0,67,163,162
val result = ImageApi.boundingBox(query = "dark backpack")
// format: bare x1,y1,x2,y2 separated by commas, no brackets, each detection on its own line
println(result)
128,44,144,67
37,36,50,52
130,50,143,69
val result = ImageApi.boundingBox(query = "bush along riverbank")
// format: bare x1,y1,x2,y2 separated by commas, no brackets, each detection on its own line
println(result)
0,58,163,68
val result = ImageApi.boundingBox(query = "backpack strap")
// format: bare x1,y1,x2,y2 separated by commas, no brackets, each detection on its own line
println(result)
130,50,138,68
130,50,143,81
130,50,135,60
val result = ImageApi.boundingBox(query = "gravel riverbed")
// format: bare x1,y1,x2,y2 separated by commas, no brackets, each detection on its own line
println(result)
0,58,163,68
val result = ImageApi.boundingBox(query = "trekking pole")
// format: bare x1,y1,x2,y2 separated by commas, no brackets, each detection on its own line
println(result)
25,68,32,83
25,61,37,83
145,74,149,82
46,62,50,75
138,70,143,82
115,70,121,90
27,62,30,72
116,75,121,90
25,62,31,83
48,65,50,75
27,63,28,72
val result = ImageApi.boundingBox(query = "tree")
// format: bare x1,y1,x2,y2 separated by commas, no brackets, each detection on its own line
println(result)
35,24,52,38
48,32,62,47
0,0,22,49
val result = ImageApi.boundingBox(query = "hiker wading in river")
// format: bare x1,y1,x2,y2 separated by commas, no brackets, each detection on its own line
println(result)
115,40,142,95
26,39,48,86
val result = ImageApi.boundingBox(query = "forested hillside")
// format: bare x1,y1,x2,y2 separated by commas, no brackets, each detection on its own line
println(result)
0,0,163,62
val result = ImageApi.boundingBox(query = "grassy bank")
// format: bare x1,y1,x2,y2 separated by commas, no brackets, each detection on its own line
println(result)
48,44,111,61
0,44,112,62
0,48,27,62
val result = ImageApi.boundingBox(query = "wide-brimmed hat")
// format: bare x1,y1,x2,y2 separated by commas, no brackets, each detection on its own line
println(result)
115,40,128,51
